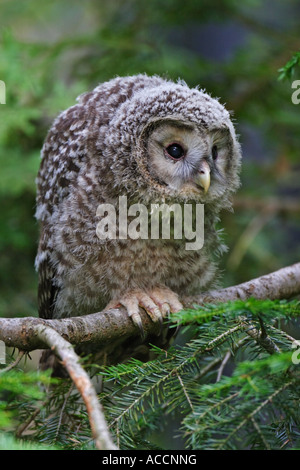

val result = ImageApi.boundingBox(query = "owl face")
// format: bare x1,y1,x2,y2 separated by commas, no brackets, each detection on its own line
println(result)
145,119,233,202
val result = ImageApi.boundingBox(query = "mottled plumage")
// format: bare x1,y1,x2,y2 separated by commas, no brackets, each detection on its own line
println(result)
36,74,241,366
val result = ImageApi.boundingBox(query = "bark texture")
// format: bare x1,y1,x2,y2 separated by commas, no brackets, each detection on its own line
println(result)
0,262,299,352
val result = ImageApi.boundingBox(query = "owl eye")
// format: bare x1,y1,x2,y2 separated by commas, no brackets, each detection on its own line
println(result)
165,143,185,160
212,145,218,160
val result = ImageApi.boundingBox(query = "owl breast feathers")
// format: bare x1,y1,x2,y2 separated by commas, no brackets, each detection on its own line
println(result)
36,74,241,334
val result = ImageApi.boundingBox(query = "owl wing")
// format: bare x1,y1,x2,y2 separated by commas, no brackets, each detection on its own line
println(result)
36,103,88,319
37,258,57,319
37,242,59,320
37,249,69,376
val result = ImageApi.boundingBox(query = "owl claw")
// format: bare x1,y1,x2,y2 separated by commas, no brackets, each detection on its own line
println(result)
130,312,146,339
107,287,183,338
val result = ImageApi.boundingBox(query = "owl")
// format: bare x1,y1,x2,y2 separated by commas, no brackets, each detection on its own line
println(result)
36,74,241,366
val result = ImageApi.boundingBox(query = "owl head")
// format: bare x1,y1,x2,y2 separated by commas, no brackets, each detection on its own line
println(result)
140,116,240,206
86,75,241,209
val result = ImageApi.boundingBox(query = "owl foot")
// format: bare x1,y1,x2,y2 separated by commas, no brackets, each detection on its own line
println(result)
107,287,183,337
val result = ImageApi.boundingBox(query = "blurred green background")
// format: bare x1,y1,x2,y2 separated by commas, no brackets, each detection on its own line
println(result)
0,0,299,319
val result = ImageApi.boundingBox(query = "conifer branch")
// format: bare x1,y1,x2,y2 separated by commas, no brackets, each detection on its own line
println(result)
239,318,281,355
217,379,295,450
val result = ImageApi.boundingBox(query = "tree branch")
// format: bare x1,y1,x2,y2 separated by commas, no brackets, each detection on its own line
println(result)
33,324,117,450
0,262,299,352
0,262,299,450
183,262,300,307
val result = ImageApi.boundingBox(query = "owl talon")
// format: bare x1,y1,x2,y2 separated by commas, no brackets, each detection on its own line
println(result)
161,303,171,317
107,287,182,338
130,312,146,339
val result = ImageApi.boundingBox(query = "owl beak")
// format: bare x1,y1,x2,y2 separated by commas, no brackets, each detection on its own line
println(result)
196,161,211,194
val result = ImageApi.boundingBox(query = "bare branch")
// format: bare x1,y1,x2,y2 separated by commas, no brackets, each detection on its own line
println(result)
0,350,26,374
33,324,117,450
0,263,298,449
183,262,300,307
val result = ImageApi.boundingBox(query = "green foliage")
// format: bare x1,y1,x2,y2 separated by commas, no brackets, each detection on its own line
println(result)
0,0,299,451
0,368,55,449
98,299,300,449
278,52,300,81
1,0,300,319
0,27,87,317
0,433,57,451
0,299,299,450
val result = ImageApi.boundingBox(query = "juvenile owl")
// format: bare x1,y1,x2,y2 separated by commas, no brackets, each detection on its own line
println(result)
36,74,241,364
